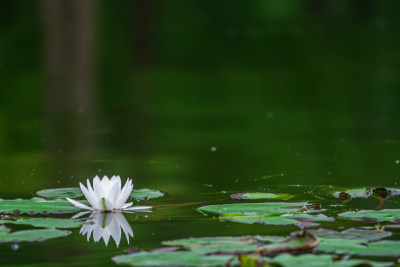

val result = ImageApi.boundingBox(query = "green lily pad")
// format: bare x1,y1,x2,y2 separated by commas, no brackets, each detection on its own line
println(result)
198,202,329,226
0,198,79,214
0,218,85,229
169,231,319,256
0,225,71,243
198,202,309,216
259,253,392,267
310,228,392,241
332,187,400,199
112,251,237,266
317,239,400,257
163,236,255,247
36,187,164,200
230,193,293,200
36,187,82,198
220,213,333,226
339,209,400,222
163,236,258,254
131,188,164,199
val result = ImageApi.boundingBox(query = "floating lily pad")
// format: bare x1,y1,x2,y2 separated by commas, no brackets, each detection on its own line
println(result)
0,198,79,214
131,188,164,199
0,225,71,243
230,193,293,200
259,253,392,267
256,230,319,255
112,251,237,266
163,236,255,247
199,202,328,226
339,209,400,222
0,218,85,229
220,213,333,226
36,187,164,200
317,239,400,257
332,187,400,199
36,187,82,199
198,202,310,216
116,230,395,266
163,236,258,254
310,228,392,241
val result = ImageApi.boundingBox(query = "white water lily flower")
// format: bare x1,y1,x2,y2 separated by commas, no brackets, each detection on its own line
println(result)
79,212,133,247
66,175,151,212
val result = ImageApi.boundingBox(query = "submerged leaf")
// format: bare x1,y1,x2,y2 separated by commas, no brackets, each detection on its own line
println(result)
0,225,71,243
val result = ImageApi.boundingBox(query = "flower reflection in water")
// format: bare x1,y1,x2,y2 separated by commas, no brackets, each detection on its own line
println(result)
79,212,133,247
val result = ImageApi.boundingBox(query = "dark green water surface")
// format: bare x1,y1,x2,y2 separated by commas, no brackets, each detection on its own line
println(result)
1,1,400,266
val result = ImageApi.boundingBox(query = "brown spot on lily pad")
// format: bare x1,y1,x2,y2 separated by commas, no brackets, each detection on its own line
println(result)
373,187,390,198
339,192,351,200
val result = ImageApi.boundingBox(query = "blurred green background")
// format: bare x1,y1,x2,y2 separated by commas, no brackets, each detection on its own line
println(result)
1,0,400,198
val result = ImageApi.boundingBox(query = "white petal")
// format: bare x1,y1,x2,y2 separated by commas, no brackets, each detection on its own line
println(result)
97,197,113,211
124,206,152,212
102,231,111,246
93,178,107,200
110,175,121,191
114,179,133,209
93,225,105,242
109,218,122,247
66,197,93,210
71,211,91,219
80,182,97,209
121,202,133,209
116,213,133,243
87,179,96,197
107,181,120,208
101,175,111,194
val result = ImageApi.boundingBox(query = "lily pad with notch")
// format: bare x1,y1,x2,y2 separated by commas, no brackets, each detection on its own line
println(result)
36,187,164,200
0,225,71,243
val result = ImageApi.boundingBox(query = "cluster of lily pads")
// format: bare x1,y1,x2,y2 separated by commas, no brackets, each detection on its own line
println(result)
112,187,400,266
1,184,400,266
0,187,164,246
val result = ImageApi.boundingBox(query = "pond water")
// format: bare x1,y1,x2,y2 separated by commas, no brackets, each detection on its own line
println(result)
2,1,400,266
